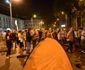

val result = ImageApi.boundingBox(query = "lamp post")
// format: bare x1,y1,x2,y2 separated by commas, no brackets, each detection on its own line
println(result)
6,0,21,29
10,0,12,29
6,0,12,29
31,18,33,28
61,11,68,28
39,21,44,29
31,14,37,28
56,18,60,28
33,14,37,18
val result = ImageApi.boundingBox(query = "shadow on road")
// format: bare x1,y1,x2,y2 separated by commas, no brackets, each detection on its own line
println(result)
0,59,10,70
17,55,29,67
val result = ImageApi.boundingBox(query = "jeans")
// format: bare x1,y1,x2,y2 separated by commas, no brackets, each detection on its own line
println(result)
66,41,73,53
6,41,12,56
26,42,30,54
32,39,36,49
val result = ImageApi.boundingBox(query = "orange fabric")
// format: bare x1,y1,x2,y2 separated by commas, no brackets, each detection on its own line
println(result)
23,38,73,70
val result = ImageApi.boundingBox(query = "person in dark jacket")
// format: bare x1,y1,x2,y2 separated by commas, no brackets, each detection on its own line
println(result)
6,30,12,59
30,29,37,49
11,30,17,50
26,28,32,54
39,29,42,42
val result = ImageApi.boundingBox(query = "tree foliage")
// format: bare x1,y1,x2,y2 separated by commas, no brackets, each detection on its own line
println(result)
54,0,78,17
54,0,85,28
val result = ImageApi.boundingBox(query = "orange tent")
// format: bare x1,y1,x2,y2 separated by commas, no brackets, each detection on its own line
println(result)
23,38,73,70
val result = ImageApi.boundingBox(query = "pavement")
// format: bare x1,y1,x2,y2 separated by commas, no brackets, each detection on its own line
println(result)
0,41,28,70
0,54,23,70
0,41,85,70
65,47,85,70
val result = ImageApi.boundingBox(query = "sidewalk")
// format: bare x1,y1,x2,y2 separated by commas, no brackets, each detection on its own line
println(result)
0,41,28,70
0,53,23,70
67,51,85,70
0,47,28,70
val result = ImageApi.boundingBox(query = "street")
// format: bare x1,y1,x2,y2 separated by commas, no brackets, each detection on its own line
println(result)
0,41,27,70
0,41,85,70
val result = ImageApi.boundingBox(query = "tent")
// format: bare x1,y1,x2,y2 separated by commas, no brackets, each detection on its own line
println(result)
23,38,73,70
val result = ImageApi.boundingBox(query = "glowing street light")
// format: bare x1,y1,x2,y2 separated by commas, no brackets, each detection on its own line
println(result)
14,0,21,2
31,14,37,28
33,14,37,18
6,0,21,3
61,24,66,28
57,18,59,21
80,0,83,1
6,0,10,3
61,11,65,15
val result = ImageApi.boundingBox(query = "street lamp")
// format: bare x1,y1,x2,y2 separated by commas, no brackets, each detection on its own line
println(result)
6,0,10,3
61,11,68,28
6,0,21,29
80,0,83,1
33,14,37,18
31,14,37,28
13,0,21,2
6,0,12,29
61,11,65,15
57,18,59,21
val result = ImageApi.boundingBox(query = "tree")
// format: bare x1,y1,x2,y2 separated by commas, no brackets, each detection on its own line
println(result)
77,0,85,27
54,0,79,29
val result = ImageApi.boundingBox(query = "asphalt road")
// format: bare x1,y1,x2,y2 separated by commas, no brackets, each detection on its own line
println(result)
0,41,28,70
0,41,85,70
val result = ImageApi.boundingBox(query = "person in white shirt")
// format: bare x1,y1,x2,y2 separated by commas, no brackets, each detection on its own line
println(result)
2,30,6,40
66,27,74,53
81,29,85,53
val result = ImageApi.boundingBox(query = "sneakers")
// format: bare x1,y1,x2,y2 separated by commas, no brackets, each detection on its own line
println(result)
23,51,26,55
6,56,10,59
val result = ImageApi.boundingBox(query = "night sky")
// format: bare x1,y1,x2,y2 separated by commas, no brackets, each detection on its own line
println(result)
0,0,54,24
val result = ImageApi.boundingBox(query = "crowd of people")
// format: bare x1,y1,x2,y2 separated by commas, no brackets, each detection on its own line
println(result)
1,27,85,59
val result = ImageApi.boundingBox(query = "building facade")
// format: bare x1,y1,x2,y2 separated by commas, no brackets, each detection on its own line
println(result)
24,19,42,29
0,14,25,30
0,13,44,31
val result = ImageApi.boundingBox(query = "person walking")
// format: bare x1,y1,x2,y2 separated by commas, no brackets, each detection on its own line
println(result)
11,30,17,50
66,27,74,53
26,28,32,54
30,29,37,49
81,28,85,53
38,29,42,42
6,30,12,59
